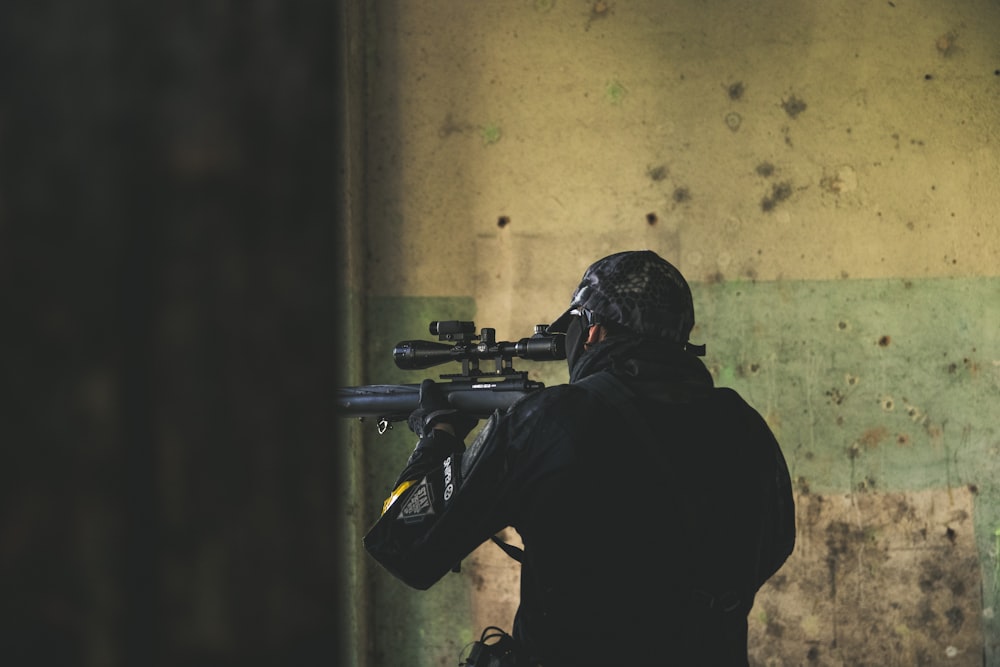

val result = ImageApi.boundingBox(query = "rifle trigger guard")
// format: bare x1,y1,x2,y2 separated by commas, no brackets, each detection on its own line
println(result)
377,418,390,435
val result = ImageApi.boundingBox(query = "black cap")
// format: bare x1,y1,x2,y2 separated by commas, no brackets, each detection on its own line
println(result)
548,250,696,344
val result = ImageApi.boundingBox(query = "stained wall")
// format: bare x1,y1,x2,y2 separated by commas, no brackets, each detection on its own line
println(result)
353,1,1000,665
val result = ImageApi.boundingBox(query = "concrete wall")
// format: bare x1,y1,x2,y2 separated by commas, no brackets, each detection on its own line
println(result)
353,1,1000,665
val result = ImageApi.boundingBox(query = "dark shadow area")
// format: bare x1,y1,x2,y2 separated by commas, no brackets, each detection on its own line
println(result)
0,2,344,665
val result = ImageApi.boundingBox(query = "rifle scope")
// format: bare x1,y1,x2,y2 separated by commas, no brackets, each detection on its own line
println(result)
393,321,566,371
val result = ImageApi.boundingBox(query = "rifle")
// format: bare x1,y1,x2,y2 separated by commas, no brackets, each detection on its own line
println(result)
335,320,566,433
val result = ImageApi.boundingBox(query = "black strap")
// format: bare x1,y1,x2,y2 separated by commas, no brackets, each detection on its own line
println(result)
490,534,524,562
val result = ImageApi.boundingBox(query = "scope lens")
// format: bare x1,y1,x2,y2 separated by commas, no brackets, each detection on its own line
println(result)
393,340,459,370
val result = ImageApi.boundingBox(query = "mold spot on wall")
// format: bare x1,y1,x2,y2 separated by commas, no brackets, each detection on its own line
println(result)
860,426,889,448
935,31,959,57
585,2,613,32
725,112,742,131
764,614,785,637
645,212,657,225
605,79,626,104
672,186,691,204
781,95,807,118
760,181,793,212
857,475,877,492
647,164,668,181
481,123,502,145
878,334,891,347
497,216,510,228
727,81,745,100
755,161,775,177
797,476,811,494
781,125,794,146
705,271,725,285
820,165,858,194
463,561,488,592
439,113,473,138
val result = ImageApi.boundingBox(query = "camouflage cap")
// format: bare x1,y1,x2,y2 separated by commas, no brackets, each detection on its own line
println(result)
548,250,695,342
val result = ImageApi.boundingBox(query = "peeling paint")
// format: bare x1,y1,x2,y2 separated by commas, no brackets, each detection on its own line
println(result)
749,489,983,665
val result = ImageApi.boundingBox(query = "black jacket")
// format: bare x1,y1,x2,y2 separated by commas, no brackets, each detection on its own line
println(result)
365,336,796,666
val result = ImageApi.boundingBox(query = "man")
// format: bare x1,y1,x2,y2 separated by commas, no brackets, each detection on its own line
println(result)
365,250,796,666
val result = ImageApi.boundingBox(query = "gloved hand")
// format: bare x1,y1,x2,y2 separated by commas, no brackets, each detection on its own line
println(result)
407,379,479,440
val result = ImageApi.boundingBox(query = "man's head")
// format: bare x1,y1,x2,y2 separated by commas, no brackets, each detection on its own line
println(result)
548,250,702,371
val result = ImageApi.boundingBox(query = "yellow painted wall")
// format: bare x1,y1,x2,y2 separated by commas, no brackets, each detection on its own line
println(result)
351,1,1000,664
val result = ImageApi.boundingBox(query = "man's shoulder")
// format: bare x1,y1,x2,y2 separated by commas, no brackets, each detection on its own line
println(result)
708,386,764,416
509,380,599,412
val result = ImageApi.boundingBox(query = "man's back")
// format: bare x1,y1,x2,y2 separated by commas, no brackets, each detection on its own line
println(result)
501,364,794,665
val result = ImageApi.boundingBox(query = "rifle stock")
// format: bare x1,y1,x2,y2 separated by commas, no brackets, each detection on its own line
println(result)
335,376,545,424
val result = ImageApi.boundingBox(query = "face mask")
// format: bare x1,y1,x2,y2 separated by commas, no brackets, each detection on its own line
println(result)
565,316,586,376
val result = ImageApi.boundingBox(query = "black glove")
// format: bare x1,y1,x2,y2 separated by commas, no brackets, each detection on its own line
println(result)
407,379,479,440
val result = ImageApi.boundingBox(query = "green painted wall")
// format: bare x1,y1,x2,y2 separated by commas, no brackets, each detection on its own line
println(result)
698,276,999,497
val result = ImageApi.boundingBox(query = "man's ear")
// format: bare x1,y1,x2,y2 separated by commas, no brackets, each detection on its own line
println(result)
584,324,606,347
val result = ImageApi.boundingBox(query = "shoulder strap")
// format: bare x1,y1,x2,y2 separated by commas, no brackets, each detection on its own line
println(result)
490,535,524,562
